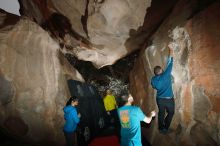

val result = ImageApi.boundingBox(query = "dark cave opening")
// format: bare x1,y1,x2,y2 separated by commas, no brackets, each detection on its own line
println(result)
65,50,140,97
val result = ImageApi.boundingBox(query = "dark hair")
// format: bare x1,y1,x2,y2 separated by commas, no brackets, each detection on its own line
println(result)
154,66,162,75
66,96,79,106
118,91,129,106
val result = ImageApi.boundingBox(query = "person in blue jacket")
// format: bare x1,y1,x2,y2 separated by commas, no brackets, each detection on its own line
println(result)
63,96,81,146
118,91,156,146
151,46,174,134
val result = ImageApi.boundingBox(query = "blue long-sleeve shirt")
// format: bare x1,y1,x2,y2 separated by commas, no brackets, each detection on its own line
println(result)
63,105,80,133
151,57,174,99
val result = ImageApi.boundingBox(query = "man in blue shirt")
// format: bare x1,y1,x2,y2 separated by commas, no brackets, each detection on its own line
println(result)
118,92,156,146
151,46,175,134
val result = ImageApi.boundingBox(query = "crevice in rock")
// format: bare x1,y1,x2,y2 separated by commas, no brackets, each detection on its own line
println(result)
17,0,24,15
124,0,178,52
187,0,217,20
0,9,20,29
41,13,93,50
0,74,14,106
81,0,90,38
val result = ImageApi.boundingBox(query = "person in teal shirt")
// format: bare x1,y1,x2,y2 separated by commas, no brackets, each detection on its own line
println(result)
118,92,156,146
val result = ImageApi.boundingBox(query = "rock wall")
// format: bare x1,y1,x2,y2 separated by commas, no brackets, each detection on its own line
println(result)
0,10,84,146
130,1,220,146
18,0,153,68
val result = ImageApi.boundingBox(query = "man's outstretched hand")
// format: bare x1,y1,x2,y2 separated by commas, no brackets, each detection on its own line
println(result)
168,45,174,57
151,111,156,118
144,110,156,124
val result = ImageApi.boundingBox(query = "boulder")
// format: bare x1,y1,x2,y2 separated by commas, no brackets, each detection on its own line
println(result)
0,10,84,146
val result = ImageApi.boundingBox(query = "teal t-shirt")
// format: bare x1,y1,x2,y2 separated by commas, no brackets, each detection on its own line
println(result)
118,105,146,146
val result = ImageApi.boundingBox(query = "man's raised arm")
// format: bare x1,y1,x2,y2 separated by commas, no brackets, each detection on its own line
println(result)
163,46,174,75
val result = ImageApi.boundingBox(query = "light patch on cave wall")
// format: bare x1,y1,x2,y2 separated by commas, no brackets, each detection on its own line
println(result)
169,26,191,86
145,26,191,87
91,76,128,97
168,27,192,129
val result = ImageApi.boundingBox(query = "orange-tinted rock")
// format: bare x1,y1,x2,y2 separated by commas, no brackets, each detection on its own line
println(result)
130,1,220,146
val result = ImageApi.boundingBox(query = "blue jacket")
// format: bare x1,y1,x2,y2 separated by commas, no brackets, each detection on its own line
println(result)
151,57,174,99
63,105,80,133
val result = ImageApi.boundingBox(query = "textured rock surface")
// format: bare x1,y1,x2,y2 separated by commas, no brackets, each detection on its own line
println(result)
130,1,220,146
18,0,154,68
0,10,84,146
1,0,220,146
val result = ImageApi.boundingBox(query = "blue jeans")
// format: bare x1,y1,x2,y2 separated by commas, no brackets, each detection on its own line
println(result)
156,98,175,130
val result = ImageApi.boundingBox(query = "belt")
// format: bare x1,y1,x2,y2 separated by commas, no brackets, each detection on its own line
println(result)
157,97,172,99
